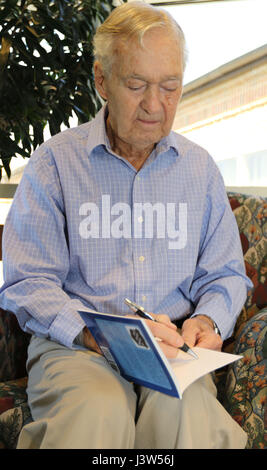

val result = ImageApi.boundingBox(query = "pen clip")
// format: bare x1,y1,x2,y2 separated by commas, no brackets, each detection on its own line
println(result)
124,298,145,314
124,298,155,322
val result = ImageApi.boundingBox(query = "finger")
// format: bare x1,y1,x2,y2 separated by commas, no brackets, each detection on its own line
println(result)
157,340,179,359
154,313,178,330
148,320,184,348
83,327,102,354
196,333,223,351
181,320,199,348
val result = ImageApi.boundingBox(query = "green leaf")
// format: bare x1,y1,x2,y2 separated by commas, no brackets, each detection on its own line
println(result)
0,0,17,23
2,154,11,179
0,0,114,180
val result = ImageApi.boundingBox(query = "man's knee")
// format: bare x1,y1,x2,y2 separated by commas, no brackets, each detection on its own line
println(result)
24,366,137,448
85,371,137,423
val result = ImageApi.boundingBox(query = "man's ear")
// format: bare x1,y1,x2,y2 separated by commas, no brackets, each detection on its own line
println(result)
94,61,108,100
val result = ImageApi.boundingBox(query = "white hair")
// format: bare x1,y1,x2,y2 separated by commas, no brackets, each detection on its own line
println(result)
93,1,188,75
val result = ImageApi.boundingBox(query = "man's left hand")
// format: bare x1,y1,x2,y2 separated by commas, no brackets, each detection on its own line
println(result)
181,315,223,351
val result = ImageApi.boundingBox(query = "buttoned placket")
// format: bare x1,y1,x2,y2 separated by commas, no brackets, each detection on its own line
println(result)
131,171,151,309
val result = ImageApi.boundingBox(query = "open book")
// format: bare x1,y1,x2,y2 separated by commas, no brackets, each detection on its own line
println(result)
78,309,242,399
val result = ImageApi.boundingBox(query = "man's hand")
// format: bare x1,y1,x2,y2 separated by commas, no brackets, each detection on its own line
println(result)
181,315,223,351
144,313,185,359
82,327,102,354
83,314,184,358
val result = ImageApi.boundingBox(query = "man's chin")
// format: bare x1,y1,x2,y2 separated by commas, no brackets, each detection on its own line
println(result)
131,129,166,147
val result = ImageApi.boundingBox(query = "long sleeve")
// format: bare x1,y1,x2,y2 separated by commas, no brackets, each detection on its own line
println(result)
0,107,253,347
0,146,85,348
190,161,253,339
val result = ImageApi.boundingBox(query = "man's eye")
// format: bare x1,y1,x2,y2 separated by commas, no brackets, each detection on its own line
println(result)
162,87,177,92
161,81,180,92
128,85,144,91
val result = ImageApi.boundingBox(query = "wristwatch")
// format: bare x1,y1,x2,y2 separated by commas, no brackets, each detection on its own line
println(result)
210,319,221,336
198,315,221,336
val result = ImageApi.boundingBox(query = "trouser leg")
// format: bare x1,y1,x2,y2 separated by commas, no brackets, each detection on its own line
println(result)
135,373,248,449
17,336,137,449
18,337,247,449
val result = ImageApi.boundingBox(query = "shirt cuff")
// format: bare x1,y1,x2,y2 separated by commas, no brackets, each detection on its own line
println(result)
49,298,86,348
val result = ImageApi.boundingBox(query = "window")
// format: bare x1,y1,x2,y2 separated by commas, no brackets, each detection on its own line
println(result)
130,0,267,191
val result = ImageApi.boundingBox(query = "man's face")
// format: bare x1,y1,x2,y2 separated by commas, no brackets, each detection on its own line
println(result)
95,28,183,153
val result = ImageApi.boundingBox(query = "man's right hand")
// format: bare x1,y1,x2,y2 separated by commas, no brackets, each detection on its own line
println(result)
145,313,184,359
82,326,102,354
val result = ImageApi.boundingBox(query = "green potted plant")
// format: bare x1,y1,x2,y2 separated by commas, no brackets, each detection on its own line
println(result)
0,0,116,181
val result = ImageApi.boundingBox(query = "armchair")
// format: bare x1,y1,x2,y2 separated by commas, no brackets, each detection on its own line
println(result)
0,191,266,449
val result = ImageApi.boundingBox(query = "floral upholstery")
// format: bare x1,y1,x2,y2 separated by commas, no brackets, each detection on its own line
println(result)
0,377,32,449
0,191,266,449
0,310,31,448
223,309,267,449
228,192,267,335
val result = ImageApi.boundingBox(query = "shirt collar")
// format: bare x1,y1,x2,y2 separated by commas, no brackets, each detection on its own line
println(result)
155,132,179,157
86,104,180,158
86,105,110,155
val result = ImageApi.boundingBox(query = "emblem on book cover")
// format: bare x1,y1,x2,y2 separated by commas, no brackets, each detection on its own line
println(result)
128,327,149,349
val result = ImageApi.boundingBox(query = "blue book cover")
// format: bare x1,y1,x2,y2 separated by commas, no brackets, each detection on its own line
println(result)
79,309,181,398
78,309,242,399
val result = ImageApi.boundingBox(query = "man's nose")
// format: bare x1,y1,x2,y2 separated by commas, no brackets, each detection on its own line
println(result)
141,85,162,115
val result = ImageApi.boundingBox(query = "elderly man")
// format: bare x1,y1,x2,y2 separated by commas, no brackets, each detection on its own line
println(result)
0,2,251,449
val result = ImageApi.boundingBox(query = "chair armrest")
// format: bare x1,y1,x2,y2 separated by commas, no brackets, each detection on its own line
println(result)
0,377,32,449
223,308,267,449
0,309,31,382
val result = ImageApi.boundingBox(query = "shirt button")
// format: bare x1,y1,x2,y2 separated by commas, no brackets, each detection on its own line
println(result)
142,295,147,301
138,216,143,223
139,255,145,262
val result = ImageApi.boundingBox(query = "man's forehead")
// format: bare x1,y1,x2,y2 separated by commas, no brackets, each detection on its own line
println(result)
114,28,181,58
118,54,183,81
125,73,182,83
110,30,183,80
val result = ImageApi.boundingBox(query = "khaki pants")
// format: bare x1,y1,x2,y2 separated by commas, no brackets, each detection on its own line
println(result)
17,336,247,449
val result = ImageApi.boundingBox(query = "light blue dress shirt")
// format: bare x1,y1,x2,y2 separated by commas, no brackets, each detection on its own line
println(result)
0,106,252,347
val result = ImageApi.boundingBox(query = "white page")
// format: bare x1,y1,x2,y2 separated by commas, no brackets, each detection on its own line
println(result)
78,308,242,398
169,347,242,396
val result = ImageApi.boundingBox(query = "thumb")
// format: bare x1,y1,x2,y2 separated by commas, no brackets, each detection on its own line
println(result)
181,320,198,348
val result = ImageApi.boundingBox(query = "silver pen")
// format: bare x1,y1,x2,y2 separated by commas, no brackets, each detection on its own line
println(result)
124,298,198,360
